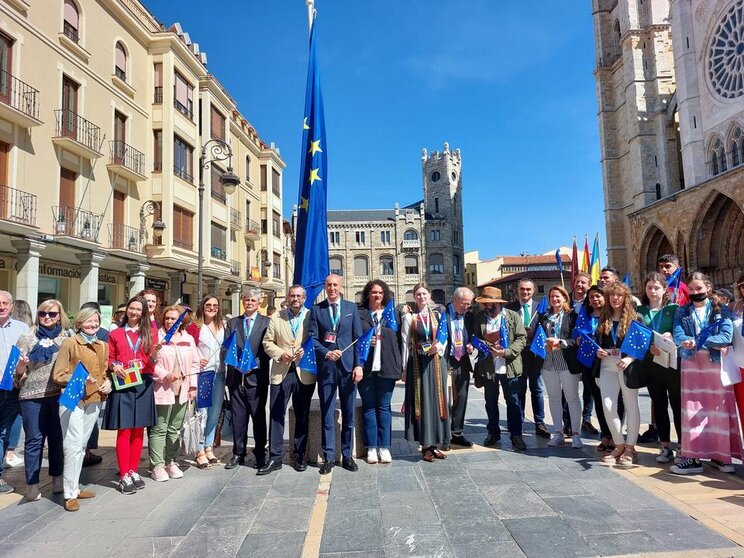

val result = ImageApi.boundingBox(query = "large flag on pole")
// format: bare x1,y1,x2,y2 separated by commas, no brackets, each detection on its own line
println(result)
293,16,329,307
570,237,578,288
590,233,601,285
582,235,590,273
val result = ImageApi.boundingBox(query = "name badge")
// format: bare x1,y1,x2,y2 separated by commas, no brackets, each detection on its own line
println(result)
420,342,432,353
609,349,620,357
454,339,463,347
324,332,337,343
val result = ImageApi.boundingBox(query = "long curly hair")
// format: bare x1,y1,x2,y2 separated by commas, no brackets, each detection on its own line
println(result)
596,282,637,340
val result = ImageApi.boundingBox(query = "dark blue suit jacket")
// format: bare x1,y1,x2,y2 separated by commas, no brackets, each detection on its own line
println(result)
220,312,270,388
308,298,362,374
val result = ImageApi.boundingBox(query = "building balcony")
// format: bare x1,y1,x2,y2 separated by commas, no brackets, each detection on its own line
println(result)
108,223,142,252
230,260,240,276
404,274,420,285
402,239,420,249
229,208,242,231
173,164,194,184
378,274,395,284
352,276,369,287
53,205,103,242
174,99,193,120
211,245,227,261
107,140,146,181
244,218,261,241
52,109,102,159
0,69,41,128
427,273,445,285
153,86,163,104
0,184,37,227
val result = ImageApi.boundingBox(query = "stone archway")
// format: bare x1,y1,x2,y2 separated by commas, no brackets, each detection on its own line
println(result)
695,192,744,286
641,226,674,276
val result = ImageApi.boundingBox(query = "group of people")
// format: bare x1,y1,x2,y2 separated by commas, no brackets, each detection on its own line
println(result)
0,255,742,513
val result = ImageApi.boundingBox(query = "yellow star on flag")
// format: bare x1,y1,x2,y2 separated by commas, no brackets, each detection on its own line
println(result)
300,197,309,211
308,168,321,185
303,117,310,130
308,140,322,156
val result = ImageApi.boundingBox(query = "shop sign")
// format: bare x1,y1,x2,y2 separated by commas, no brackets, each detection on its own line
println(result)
40,262,118,284
145,277,169,291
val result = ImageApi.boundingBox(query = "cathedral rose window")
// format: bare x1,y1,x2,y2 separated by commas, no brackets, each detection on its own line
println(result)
708,0,744,99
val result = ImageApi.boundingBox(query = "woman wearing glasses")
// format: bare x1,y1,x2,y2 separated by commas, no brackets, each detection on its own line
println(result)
15,300,74,501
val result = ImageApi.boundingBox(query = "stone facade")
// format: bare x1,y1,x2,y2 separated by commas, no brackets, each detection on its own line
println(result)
593,0,744,287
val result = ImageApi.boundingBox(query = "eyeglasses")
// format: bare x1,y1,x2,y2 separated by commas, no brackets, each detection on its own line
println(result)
38,311,59,319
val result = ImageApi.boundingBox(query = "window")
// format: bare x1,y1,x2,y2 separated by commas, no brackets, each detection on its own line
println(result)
245,155,251,181
434,197,439,213
431,289,446,305
273,252,282,279
272,211,281,238
655,183,661,200
211,165,226,204
380,230,390,245
173,71,193,118
0,33,12,105
404,255,419,275
153,130,162,171
429,254,444,274
537,285,545,294
174,135,193,182
403,229,418,241
730,125,743,167
260,164,267,191
353,256,369,277
611,20,621,59
272,169,281,197
112,110,127,163
430,229,440,241
173,205,194,250
708,3,744,100
379,255,394,276
710,137,727,176
210,104,225,140
153,63,162,103
61,76,79,137
329,231,340,246
114,42,127,81
63,0,80,44
330,256,343,276
261,208,267,234
453,254,460,276
355,231,366,245
210,222,227,260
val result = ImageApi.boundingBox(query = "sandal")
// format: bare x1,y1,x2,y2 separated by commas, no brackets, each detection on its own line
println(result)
195,451,211,469
616,446,637,467
204,447,220,464
601,444,625,463
597,439,613,452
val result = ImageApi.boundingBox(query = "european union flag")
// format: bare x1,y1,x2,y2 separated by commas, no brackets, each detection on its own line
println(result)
530,325,547,359
293,21,329,307
471,335,491,357
499,315,509,349
697,319,725,350
239,339,258,374
0,345,20,391
163,308,190,344
574,305,591,337
555,249,563,273
59,362,89,411
356,326,375,366
577,332,599,368
623,273,630,286
381,299,398,332
436,311,449,346
620,320,653,360
298,337,317,375
536,296,548,315
223,330,239,368
666,267,682,289
197,370,215,408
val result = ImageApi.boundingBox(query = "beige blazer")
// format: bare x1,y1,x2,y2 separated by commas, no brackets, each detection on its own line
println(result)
263,309,316,386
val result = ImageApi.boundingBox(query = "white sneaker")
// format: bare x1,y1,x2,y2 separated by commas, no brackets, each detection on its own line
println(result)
165,462,184,479
26,484,41,501
378,448,392,464
571,435,583,449
366,448,378,464
4,454,23,467
52,476,64,494
710,459,736,473
548,433,565,447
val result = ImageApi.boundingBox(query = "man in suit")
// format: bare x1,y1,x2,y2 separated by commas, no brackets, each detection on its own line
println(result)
259,285,316,475
307,274,363,474
222,288,271,470
442,287,476,449
505,277,550,439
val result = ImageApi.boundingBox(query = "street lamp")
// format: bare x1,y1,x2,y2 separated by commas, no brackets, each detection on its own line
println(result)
198,139,241,302
139,199,165,248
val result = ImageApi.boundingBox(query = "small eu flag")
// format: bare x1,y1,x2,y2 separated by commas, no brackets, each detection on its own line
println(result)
380,299,398,333
197,370,215,408
623,273,630,286
436,311,449,346
573,305,591,337
164,308,190,344
356,326,375,366
577,332,599,368
696,319,725,350
298,337,317,375
471,335,491,357
620,320,653,360
239,339,258,374
666,267,682,289
59,362,89,411
530,325,548,359
536,296,549,315
499,315,509,349
223,331,239,368
0,345,20,391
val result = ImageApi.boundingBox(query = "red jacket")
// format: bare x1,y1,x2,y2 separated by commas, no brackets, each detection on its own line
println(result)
108,325,157,374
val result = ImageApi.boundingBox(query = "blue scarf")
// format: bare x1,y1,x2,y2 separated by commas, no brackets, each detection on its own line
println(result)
28,324,63,363
79,332,98,344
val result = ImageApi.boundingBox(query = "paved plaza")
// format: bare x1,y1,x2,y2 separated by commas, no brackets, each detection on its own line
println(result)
1,385,743,558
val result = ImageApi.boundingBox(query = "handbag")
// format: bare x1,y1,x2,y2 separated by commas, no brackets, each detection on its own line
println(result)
180,401,206,456
622,360,648,389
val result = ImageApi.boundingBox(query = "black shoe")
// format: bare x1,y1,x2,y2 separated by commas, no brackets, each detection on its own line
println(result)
511,435,527,451
294,455,307,472
253,458,267,470
450,435,473,448
256,459,282,476
118,475,136,495
128,470,145,490
639,426,659,444
483,434,501,447
581,420,599,435
342,457,358,472
535,424,551,439
82,453,103,467
319,461,334,475
224,455,244,470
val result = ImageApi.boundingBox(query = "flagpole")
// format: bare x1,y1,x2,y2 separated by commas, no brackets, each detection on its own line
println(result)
306,0,315,32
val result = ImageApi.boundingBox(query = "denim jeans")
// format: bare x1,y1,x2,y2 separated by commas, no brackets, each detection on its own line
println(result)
358,374,396,448
0,389,21,478
198,370,226,451
21,396,64,485
519,352,545,427
484,374,523,438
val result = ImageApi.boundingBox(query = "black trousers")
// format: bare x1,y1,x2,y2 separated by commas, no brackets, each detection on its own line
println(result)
268,368,316,460
646,362,681,444
230,380,268,461
448,357,471,437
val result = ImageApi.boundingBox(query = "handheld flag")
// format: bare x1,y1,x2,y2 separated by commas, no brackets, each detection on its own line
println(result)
623,273,630,287
58,362,89,411
435,311,449,346
555,249,563,274
573,304,591,337
666,267,682,289
239,340,258,373
582,235,590,273
499,315,509,349
696,319,725,350
298,337,317,375
163,308,190,344
196,370,216,408
470,335,491,357
577,332,600,368
590,234,601,285
536,296,549,315
380,299,399,333
620,320,653,360
571,237,578,288
223,331,239,368
293,21,329,307
530,324,547,359
356,326,376,366
0,345,20,391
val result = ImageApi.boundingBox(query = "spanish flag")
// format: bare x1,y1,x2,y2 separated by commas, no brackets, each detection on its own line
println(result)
590,233,601,285
581,235,590,273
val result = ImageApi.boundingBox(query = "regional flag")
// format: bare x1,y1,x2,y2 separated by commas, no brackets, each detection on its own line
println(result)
293,20,329,307
620,320,653,360
59,362,90,411
0,345,20,391
590,234,601,285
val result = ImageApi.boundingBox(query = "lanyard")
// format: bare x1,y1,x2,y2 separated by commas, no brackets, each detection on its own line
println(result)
590,315,599,333
125,330,141,356
549,311,563,337
328,303,340,332
453,314,463,340
692,301,710,333
372,310,382,335
243,314,257,341
610,321,619,346
419,311,431,341
288,309,305,339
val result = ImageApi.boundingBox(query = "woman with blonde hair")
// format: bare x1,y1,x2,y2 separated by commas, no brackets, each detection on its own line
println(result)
594,283,642,466
15,299,73,501
52,307,111,511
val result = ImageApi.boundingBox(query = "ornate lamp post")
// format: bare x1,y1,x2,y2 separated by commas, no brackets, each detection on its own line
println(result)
139,200,165,247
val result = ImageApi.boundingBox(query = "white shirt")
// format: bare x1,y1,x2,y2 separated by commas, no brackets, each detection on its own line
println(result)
198,323,224,371
371,309,383,372
485,314,506,375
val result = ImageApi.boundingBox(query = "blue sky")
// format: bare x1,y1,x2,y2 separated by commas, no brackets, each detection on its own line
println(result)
146,0,605,261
